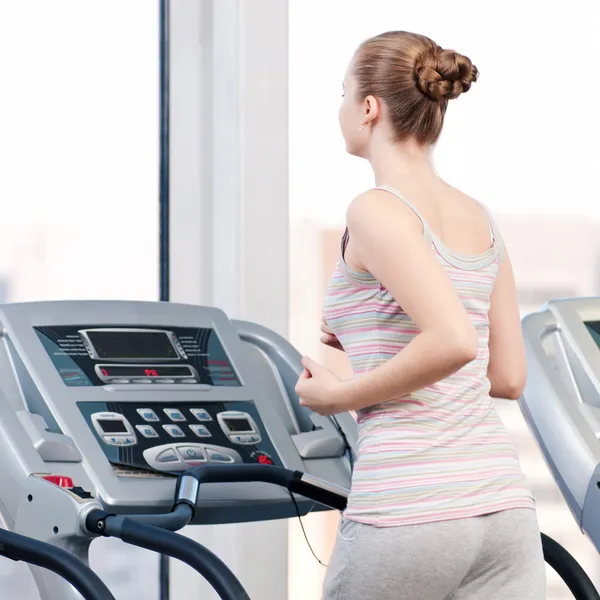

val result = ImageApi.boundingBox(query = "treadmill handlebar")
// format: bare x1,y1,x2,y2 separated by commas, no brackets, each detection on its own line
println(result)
85,510,250,600
0,528,116,600
178,464,349,512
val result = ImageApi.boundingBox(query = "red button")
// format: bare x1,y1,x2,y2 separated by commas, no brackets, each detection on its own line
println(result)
257,455,273,465
42,475,74,488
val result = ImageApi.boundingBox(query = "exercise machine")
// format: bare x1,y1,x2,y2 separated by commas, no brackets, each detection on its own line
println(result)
0,299,596,599
0,300,355,599
521,298,600,553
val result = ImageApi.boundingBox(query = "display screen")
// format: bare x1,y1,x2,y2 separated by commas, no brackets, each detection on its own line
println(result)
585,322,600,347
84,330,179,360
35,324,242,387
224,418,252,433
98,365,194,378
97,419,128,434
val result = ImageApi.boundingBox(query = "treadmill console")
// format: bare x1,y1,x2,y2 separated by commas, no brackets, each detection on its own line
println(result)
35,323,278,473
521,297,600,553
0,301,355,524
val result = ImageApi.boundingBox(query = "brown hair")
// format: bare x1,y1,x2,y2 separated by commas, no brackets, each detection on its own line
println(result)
353,31,478,145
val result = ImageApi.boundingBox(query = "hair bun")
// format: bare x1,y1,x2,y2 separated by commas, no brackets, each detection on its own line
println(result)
415,47,478,101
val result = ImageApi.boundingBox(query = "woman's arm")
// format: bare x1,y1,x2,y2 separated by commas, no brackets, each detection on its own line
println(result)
486,249,526,399
337,190,478,412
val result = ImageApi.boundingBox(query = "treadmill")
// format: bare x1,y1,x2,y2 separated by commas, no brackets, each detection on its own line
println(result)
521,298,600,552
0,299,597,599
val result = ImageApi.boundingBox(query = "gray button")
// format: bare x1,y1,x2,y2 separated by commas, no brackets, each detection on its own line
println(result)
190,424,211,438
190,409,212,422
206,449,234,463
177,446,206,461
136,425,159,438
155,378,175,384
164,409,186,422
132,379,153,384
103,436,124,446
180,378,197,384
122,436,137,446
109,378,130,384
163,425,185,438
137,409,160,422
156,449,180,463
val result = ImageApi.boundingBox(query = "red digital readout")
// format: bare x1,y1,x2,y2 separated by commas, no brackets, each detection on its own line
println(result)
145,369,159,377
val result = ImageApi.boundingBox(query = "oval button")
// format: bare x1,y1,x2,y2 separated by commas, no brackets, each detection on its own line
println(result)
177,446,206,461
156,448,180,463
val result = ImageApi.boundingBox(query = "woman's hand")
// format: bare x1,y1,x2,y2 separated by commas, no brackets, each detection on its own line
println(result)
295,356,346,416
320,315,343,351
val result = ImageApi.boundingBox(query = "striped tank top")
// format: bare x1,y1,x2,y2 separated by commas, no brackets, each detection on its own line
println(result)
324,185,535,527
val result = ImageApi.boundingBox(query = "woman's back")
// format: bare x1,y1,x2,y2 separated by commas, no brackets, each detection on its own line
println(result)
324,185,534,526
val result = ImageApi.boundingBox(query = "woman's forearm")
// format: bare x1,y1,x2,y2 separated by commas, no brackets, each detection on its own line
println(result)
338,330,477,412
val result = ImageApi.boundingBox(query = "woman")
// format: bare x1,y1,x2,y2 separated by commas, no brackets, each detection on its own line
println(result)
294,31,545,600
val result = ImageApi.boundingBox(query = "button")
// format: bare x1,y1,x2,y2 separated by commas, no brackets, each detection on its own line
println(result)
42,475,74,488
180,378,197,384
190,424,211,438
136,425,159,438
132,378,154,384
154,378,175,384
164,408,186,422
156,448,180,463
206,449,235,463
121,436,137,446
190,409,212,421
257,455,273,465
232,434,260,444
108,378,130,384
137,409,160,422
177,446,206,461
103,436,124,446
163,425,185,438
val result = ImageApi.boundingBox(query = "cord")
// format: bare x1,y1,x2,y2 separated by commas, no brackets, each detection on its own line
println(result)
330,415,354,471
288,491,329,568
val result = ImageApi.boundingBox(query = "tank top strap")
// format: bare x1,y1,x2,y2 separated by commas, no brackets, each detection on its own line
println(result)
373,185,433,243
474,200,505,261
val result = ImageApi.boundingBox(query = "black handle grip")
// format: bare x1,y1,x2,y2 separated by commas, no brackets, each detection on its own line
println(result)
542,533,600,599
181,464,348,511
182,464,295,489
0,528,116,600
106,516,250,600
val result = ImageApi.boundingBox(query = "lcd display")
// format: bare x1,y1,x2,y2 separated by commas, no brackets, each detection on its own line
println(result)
585,322,600,347
97,419,128,434
224,418,253,433
98,365,194,378
84,330,178,360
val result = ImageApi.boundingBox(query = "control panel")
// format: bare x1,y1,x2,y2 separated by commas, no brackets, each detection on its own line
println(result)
0,300,356,523
81,400,278,473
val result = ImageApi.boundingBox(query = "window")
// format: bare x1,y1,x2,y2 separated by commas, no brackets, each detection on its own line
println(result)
0,2,160,597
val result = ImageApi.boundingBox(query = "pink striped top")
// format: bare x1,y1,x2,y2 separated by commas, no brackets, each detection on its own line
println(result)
324,185,535,527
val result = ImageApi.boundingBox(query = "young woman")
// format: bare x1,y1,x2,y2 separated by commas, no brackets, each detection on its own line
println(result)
294,31,546,600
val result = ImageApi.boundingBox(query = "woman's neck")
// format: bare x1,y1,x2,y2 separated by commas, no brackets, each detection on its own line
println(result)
367,137,436,186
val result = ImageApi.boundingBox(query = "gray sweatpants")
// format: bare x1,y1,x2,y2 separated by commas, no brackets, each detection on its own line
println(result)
321,509,546,600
